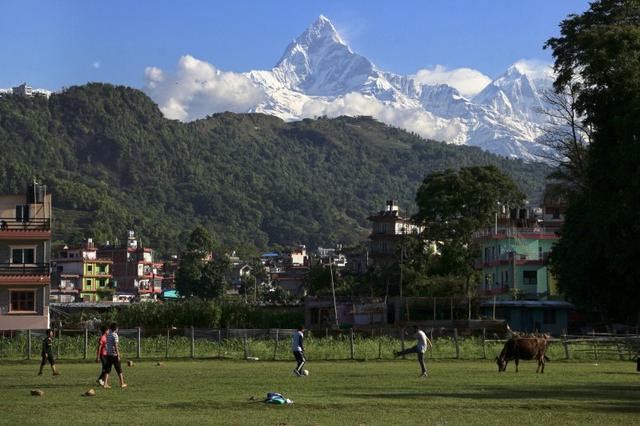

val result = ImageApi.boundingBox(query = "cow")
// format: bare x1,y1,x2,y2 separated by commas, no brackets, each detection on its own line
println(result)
496,336,549,373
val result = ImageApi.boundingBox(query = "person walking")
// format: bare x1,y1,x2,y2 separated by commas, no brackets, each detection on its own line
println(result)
38,329,60,376
291,326,306,376
394,325,432,377
95,325,109,386
102,323,127,389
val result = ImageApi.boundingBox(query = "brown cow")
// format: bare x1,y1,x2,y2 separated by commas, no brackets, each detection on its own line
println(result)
496,337,549,373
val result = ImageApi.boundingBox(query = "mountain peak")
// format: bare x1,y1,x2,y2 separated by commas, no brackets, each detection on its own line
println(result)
296,15,346,48
272,15,376,96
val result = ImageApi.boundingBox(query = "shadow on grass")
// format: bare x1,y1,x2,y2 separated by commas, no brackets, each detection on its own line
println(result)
346,384,640,413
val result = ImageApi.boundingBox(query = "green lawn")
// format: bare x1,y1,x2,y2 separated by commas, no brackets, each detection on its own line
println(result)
0,359,638,425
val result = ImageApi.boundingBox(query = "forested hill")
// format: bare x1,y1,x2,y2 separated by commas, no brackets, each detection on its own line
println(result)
0,83,550,254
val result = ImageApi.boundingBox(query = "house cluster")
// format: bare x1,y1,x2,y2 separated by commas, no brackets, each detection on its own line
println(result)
0,181,570,333
50,230,165,304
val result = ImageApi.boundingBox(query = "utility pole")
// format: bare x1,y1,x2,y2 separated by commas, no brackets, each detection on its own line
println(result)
329,259,339,328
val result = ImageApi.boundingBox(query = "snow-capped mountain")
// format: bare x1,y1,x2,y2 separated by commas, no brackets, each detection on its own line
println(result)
243,16,555,160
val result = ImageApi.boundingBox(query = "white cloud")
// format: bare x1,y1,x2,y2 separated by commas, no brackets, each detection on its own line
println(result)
413,65,492,98
92,61,101,69
143,55,265,121
511,59,555,83
301,92,466,143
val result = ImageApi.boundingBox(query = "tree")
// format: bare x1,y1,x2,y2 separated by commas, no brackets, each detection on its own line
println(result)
175,226,229,299
413,166,525,295
537,84,591,193
545,0,640,323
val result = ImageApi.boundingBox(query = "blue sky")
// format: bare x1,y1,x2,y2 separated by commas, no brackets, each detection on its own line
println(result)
0,0,590,90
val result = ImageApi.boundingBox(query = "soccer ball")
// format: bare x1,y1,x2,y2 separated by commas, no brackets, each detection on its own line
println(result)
303,369,309,376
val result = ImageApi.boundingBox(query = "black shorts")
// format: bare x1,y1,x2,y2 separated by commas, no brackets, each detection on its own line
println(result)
100,355,109,374
293,351,305,364
105,355,122,375
41,351,55,365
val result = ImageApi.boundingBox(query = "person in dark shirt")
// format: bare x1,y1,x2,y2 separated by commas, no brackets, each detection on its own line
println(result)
38,329,60,376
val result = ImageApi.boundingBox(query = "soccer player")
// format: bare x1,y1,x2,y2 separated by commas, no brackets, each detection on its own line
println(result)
394,325,432,377
38,329,60,376
95,325,109,386
291,325,306,376
102,323,127,389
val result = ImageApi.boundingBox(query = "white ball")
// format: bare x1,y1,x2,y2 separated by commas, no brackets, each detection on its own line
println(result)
303,369,309,376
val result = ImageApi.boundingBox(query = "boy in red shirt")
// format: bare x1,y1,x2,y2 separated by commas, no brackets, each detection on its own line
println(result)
95,325,109,386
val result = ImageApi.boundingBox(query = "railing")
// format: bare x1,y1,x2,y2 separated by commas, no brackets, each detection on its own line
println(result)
1,327,638,362
473,227,558,239
0,263,50,275
0,218,51,231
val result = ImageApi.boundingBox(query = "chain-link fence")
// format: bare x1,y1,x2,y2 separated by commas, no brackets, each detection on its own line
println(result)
1,328,638,362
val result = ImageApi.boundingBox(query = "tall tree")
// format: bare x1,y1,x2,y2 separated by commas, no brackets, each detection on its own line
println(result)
546,0,640,322
413,166,525,294
175,226,229,299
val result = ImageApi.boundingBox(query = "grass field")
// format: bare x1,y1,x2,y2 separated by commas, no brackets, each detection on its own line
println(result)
0,359,638,425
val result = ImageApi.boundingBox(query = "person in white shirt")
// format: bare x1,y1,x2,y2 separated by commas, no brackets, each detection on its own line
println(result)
291,326,306,376
394,325,432,377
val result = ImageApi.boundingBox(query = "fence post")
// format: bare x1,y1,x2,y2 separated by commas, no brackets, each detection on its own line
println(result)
217,329,222,359
273,329,279,361
27,329,32,360
562,329,570,360
190,326,195,359
482,328,487,359
165,328,170,359
57,328,61,360
592,329,598,361
350,328,355,360
400,327,406,359
453,328,460,359
136,327,141,359
243,330,248,360
429,328,434,358
84,328,89,360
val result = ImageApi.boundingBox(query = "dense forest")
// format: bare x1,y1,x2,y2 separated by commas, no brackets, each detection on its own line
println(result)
0,84,550,255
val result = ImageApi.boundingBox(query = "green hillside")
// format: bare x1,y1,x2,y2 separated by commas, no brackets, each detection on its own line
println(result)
0,83,550,254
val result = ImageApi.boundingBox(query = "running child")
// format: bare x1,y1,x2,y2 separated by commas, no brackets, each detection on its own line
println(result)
38,329,60,376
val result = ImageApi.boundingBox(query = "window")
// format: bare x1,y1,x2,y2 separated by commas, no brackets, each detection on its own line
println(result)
543,310,556,324
10,290,36,312
87,264,93,272
86,279,92,289
523,271,537,286
11,247,35,264
15,204,29,222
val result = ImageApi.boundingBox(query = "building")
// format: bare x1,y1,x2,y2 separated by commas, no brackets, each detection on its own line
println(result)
12,83,33,97
305,297,387,328
474,192,565,300
283,245,309,267
97,231,162,299
51,239,113,302
479,300,574,335
367,200,423,265
0,183,51,330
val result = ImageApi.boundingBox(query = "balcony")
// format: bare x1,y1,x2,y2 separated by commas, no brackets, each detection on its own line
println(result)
0,218,51,239
0,263,50,275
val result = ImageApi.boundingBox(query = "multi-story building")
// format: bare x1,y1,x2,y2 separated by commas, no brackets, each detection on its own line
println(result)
52,238,113,302
0,183,51,330
98,231,162,299
367,200,423,265
474,201,563,300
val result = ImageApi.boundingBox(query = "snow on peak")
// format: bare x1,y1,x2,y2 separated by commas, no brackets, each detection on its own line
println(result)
273,15,377,96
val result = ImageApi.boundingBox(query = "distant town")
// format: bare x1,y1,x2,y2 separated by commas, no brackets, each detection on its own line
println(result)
0,179,572,333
